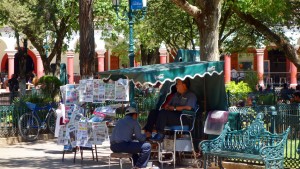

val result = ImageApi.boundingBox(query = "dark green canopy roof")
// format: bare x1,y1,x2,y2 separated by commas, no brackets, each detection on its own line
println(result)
97,61,228,141
97,61,224,85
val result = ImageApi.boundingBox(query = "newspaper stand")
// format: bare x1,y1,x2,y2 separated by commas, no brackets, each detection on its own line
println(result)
56,79,129,163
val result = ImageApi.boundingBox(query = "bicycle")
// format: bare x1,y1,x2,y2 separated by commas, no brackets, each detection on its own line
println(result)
18,102,57,141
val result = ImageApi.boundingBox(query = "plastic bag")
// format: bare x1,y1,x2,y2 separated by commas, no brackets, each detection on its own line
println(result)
88,106,116,122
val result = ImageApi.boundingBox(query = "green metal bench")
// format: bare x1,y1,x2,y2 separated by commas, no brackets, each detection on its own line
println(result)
199,113,290,169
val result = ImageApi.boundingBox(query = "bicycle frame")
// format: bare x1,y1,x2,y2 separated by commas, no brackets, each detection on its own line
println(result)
18,102,57,141
26,102,56,129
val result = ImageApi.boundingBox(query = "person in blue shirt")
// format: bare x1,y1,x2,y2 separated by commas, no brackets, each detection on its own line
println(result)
144,78,198,142
110,107,151,168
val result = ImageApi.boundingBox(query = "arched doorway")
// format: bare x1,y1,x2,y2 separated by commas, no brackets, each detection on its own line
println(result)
268,49,287,85
1,49,37,81
14,53,34,79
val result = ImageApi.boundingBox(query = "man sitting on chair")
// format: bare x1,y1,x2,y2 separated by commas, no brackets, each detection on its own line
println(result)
110,107,151,168
144,78,198,142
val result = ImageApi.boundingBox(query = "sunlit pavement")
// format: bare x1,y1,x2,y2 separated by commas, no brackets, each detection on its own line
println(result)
0,139,202,169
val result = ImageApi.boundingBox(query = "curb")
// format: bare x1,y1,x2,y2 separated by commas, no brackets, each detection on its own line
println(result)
0,134,54,146
222,162,264,169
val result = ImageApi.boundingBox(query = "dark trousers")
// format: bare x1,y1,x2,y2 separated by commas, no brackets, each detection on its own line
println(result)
9,91,16,104
144,109,184,133
110,141,151,168
143,109,158,133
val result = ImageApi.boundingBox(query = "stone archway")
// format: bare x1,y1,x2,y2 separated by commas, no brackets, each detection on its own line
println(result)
1,54,8,72
1,49,37,80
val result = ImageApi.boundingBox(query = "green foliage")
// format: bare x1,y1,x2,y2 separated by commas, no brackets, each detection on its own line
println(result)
242,71,259,92
0,0,79,74
38,75,62,101
226,81,252,105
220,0,298,53
23,92,53,104
257,93,276,105
140,0,199,51
96,0,199,62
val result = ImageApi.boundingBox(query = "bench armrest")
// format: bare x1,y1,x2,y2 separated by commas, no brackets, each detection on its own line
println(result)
199,140,220,152
259,140,285,160
259,127,290,160
199,123,231,152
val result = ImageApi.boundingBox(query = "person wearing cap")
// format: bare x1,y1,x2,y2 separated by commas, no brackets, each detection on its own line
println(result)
144,78,197,142
110,107,151,169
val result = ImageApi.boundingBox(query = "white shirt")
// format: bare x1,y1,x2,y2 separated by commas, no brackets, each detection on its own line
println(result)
231,69,238,78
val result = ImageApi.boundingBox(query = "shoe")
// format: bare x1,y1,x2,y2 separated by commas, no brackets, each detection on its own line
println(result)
149,133,165,142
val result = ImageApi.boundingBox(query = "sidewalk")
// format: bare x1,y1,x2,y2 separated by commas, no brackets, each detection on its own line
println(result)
0,139,198,169
0,138,264,169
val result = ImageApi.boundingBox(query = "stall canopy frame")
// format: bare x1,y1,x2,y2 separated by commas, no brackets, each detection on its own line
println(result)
97,61,228,141
96,61,228,112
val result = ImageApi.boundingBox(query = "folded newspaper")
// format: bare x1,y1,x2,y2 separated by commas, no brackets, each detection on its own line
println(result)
88,104,123,122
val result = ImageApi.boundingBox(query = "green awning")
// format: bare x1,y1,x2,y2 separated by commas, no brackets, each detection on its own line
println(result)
97,61,224,85
97,61,228,141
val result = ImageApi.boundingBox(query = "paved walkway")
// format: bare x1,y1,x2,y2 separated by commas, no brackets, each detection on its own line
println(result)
0,139,199,169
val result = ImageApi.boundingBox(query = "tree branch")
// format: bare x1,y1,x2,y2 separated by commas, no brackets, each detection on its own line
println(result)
232,5,300,68
171,0,202,18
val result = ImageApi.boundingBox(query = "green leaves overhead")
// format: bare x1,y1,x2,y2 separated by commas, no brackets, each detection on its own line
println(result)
220,0,299,53
140,0,198,50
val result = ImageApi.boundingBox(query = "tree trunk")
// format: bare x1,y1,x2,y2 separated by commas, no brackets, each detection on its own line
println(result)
140,44,160,65
15,33,27,97
79,0,95,78
172,0,222,61
196,2,221,61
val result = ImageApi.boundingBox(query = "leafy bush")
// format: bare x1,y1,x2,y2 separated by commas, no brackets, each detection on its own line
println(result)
226,81,252,106
13,91,55,108
243,71,258,92
38,75,62,101
23,92,53,104
256,93,276,105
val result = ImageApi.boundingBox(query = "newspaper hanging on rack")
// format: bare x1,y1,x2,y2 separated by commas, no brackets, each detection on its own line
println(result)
57,122,108,146
79,79,93,102
61,84,79,105
93,79,106,103
89,122,107,145
115,79,129,101
76,122,92,147
57,125,68,145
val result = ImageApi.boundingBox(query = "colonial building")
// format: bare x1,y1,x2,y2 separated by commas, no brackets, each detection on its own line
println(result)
0,27,171,86
0,26,299,89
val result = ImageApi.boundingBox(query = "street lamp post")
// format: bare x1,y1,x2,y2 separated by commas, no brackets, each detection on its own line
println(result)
112,0,147,107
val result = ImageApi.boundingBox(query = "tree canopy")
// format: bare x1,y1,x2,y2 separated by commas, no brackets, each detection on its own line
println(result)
0,0,79,74
0,0,299,73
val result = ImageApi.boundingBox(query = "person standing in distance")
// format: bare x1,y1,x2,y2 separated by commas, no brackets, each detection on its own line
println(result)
8,74,19,104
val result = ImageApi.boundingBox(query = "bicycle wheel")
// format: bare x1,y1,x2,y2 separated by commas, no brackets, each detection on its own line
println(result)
47,109,56,134
18,113,40,141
